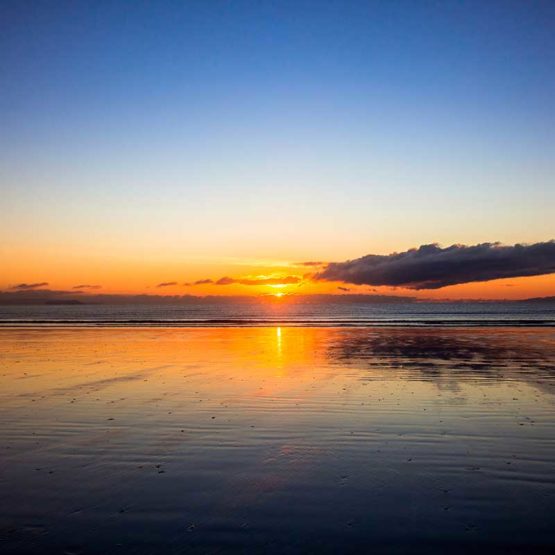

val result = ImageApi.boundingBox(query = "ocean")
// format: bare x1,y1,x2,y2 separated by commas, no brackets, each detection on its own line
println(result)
1,300,554,326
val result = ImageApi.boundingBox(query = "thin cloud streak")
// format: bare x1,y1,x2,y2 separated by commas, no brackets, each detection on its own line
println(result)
185,276,302,287
215,276,301,286
316,241,555,290
297,261,326,267
10,282,49,290
184,279,214,286
73,284,102,290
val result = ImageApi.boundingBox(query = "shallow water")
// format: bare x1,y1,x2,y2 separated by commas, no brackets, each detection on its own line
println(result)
1,327,554,553
1,300,555,326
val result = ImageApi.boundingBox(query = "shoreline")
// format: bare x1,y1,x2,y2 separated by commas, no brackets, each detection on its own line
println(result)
0,320,554,328
2,324,554,552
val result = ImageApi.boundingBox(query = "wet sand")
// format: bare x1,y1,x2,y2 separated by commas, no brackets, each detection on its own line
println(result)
1,326,554,553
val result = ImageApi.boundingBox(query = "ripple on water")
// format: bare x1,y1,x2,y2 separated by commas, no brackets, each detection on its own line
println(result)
0,326,554,553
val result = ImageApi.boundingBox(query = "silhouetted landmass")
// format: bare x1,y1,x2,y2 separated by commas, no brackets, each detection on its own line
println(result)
518,296,555,303
1,289,554,306
285,294,415,304
0,290,415,305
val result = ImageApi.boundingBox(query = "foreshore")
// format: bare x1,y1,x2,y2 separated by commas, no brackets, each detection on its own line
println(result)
1,326,554,553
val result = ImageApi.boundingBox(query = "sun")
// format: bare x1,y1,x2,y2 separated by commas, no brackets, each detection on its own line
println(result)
274,292,284,298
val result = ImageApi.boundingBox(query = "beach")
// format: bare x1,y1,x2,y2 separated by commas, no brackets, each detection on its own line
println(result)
1,326,554,553
4,1,555,552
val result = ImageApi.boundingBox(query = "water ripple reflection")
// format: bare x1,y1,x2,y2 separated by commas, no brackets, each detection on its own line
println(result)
0,327,554,553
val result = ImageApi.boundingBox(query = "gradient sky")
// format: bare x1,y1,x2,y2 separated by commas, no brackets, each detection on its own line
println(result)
1,1,554,299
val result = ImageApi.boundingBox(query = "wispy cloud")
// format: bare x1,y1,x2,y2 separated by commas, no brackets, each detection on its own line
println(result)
316,241,555,290
156,281,178,288
10,282,49,290
184,275,302,286
73,284,102,290
184,279,214,286
215,276,301,286
296,261,326,267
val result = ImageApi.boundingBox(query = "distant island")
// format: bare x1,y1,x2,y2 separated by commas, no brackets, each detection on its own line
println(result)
517,296,555,303
44,300,84,306
1,290,555,306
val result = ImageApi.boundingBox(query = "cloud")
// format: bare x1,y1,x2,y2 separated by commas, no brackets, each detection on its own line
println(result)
10,282,49,290
184,276,302,286
156,281,178,288
73,284,102,290
216,275,302,286
184,279,214,286
297,261,325,267
337,286,350,292
316,241,555,290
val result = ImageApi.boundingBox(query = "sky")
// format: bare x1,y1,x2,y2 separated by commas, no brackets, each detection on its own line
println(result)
1,1,555,299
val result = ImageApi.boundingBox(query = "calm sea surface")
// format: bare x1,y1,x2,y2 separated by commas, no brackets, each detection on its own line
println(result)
1,301,554,326
1,325,554,553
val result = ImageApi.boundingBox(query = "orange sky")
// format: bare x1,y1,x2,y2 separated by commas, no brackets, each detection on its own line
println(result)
2,2,555,305
2,244,555,300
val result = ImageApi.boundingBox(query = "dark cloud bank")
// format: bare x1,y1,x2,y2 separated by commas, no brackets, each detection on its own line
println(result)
316,241,555,290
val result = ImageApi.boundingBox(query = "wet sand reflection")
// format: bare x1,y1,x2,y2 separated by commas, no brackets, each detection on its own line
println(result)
0,327,554,553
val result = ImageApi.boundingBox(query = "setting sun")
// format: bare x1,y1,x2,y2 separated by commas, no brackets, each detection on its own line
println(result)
1,2,554,553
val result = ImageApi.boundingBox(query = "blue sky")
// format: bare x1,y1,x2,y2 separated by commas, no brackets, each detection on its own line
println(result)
1,1,554,292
